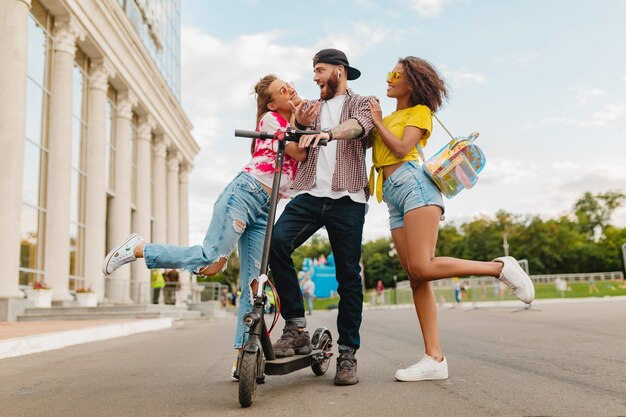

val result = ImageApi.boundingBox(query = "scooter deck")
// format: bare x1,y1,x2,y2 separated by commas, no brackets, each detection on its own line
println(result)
264,349,324,375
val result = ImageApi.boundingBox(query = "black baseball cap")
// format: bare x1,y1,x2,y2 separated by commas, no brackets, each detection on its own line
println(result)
313,48,361,80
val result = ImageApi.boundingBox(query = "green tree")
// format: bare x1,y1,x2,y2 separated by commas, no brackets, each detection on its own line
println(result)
292,233,332,271
574,191,625,237
362,237,405,288
197,250,240,291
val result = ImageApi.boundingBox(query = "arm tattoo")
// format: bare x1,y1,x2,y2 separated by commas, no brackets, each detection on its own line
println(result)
331,118,364,141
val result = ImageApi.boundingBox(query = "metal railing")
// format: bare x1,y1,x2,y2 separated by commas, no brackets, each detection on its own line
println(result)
371,271,625,307
528,271,623,284
104,277,152,304
195,282,229,302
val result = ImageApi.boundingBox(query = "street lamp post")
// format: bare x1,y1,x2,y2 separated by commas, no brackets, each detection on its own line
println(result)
621,243,626,276
503,232,510,257
393,275,397,305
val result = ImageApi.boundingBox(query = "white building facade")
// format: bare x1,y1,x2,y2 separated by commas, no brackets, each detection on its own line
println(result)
0,0,199,319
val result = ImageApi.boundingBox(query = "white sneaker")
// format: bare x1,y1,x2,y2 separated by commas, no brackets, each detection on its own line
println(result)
493,256,535,304
102,234,145,275
395,354,448,381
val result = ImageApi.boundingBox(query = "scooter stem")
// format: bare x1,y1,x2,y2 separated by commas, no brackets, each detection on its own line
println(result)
258,139,286,276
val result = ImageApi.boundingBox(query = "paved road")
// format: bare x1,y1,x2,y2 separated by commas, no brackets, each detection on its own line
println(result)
1,298,625,417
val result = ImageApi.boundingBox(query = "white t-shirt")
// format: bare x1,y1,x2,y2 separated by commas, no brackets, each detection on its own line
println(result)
303,95,367,203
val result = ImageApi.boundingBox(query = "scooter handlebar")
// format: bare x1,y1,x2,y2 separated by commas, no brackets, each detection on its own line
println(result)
234,129,274,139
234,129,328,146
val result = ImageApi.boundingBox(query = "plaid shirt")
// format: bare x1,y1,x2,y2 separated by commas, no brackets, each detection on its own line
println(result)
292,89,375,198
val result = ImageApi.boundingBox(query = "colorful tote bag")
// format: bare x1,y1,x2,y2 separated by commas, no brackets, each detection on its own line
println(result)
416,115,486,199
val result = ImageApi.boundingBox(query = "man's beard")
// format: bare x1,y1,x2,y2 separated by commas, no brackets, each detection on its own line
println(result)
320,72,340,100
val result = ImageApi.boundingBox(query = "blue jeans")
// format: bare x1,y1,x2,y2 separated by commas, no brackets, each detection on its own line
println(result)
269,193,366,350
144,172,270,348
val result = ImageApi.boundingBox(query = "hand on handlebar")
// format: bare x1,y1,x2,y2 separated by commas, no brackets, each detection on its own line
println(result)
299,131,331,149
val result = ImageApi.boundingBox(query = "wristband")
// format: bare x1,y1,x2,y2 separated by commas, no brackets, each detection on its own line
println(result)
323,129,333,141
295,120,311,130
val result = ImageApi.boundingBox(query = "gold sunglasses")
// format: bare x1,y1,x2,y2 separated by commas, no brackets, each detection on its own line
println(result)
386,71,402,83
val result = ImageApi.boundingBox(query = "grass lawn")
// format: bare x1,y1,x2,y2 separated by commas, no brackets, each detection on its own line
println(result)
312,280,626,310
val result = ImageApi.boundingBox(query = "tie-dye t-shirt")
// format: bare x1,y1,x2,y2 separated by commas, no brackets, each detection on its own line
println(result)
242,111,300,197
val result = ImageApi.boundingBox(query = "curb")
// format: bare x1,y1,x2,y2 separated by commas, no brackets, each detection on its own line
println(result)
0,318,173,360
362,294,626,311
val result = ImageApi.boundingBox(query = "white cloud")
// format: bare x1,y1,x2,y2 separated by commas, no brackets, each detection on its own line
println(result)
181,27,317,243
352,0,378,10
552,161,579,171
181,24,391,244
524,103,626,129
312,23,394,59
408,0,446,17
479,159,536,186
575,88,605,105
493,52,539,66
440,65,487,87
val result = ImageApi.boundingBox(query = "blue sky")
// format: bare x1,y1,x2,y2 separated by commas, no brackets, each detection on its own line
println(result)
180,0,626,244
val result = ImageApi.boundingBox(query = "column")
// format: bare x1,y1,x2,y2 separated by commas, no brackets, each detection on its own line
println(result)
177,163,191,304
0,0,32,298
83,59,112,302
106,90,136,304
131,115,155,304
43,16,83,302
151,135,168,244
166,150,180,245
178,163,190,247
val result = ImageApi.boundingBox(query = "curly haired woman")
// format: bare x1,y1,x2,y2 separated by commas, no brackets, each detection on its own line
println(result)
369,57,535,382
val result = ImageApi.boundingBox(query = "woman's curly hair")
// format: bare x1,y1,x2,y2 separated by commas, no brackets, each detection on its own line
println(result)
398,56,448,113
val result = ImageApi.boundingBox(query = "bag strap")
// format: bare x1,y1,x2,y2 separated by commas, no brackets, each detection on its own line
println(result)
433,113,456,141
416,113,454,162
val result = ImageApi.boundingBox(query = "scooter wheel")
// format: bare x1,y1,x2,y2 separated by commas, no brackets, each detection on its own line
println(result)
311,332,332,376
238,351,259,407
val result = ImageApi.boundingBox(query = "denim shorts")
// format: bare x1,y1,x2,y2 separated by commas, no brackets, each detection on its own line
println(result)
382,160,445,230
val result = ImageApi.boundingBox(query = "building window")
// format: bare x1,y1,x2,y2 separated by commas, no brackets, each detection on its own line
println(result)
123,0,181,100
69,51,89,290
20,2,52,287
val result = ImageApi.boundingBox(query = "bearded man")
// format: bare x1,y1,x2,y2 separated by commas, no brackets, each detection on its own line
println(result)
268,48,375,386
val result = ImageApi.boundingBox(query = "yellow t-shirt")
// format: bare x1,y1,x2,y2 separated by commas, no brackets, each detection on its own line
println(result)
369,105,432,202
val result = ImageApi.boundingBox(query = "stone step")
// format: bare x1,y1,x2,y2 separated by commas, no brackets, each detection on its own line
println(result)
17,312,162,321
17,305,203,322
21,305,189,315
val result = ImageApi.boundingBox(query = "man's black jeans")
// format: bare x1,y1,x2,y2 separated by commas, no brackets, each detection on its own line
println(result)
269,193,366,350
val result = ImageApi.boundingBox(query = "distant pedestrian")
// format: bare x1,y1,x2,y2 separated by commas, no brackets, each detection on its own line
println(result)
150,269,165,304
376,280,385,304
164,269,179,305
453,278,461,304
302,276,316,315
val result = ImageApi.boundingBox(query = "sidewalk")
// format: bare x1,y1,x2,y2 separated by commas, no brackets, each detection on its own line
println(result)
0,318,174,360
3,295,624,361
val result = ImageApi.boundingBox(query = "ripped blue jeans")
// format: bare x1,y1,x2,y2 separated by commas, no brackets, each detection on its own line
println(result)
144,171,270,348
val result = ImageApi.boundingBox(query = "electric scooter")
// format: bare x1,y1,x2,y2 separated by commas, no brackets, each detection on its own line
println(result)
233,128,334,408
